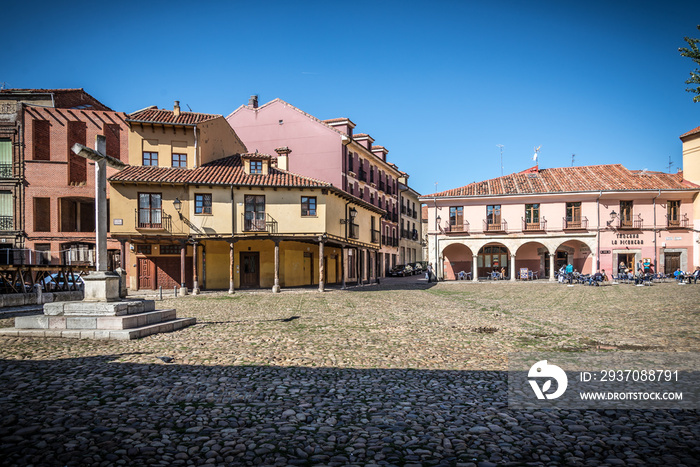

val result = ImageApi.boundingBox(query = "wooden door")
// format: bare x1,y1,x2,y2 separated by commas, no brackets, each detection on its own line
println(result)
303,252,313,285
138,258,155,290
240,252,260,288
665,253,680,274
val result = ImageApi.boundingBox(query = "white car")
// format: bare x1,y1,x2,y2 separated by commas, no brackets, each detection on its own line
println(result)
39,273,85,291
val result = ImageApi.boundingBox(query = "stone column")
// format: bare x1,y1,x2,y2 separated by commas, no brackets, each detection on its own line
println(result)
472,254,478,282
179,241,187,296
119,239,126,270
357,248,362,286
192,241,200,295
318,238,325,292
510,254,516,281
272,240,281,293
549,252,555,281
228,240,235,294
94,136,108,273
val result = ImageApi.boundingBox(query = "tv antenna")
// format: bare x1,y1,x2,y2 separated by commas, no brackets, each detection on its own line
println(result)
496,144,504,176
667,156,674,173
0,82,8,90
571,153,576,166
434,181,438,193
533,145,542,167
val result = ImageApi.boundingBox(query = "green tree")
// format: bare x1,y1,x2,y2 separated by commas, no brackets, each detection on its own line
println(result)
680,25,700,103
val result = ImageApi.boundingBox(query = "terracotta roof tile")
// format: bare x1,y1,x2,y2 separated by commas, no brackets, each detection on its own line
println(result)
680,125,700,139
424,164,700,198
109,155,331,187
127,108,219,125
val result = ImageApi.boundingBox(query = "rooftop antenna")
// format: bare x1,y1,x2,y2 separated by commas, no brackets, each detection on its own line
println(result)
533,145,542,169
186,104,192,112
571,153,576,166
496,144,504,176
667,156,674,173
0,82,7,90
434,181,438,193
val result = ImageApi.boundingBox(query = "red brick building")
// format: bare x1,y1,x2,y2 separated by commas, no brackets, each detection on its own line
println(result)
0,89,128,266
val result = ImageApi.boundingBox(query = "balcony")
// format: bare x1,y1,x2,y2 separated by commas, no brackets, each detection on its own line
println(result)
136,209,172,231
401,205,406,214
444,221,469,234
522,217,546,232
371,229,380,244
618,215,643,230
483,220,507,232
379,181,385,191
242,213,278,234
0,215,13,231
358,170,367,182
0,164,13,178
667,214,689,229
563,217,588,230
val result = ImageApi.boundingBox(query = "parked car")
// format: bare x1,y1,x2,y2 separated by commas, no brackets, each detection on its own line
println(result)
389,264,413,277
39,273,85,291
409,262,424,275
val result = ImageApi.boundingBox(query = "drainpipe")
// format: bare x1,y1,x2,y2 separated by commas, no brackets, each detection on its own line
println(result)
653,189,661,272
596,190,602,273
193,124,199,168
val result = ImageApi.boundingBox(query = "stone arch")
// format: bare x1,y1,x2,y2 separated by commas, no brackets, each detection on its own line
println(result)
475,241,512,279
442,243,473,280
554,239,595,274
514,240,552,278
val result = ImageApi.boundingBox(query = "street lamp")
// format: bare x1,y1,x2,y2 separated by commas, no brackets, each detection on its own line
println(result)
607,210,617,227
173,197,182,217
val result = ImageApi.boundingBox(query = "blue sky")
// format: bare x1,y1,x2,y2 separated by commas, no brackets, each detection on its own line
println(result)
3,1,700,195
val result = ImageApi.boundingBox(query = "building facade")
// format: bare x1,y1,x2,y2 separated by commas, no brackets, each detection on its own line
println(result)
421,164,699,281
398,176,422,265
226,97,421,276
110,105,382,292
0,88,126,266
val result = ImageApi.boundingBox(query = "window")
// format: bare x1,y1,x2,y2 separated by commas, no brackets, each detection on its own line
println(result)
250,160,262,174
301,196,316,216
136,244,152,254
668,200,680,226
195,194,212,214
244,195,265,231
0,139,12,177
486,205,501,230
138,193,162,228
34,198,50,232
370,166,374,183
348,152,354,172
143,152,158,166
68,121,87,185
0,191,12,231
620,201,633,228
104,123,121,160
524,204,540,229
172,153,187,168
450,206,463,230
33,120,50,161
160,244,180,255
566,202,581,228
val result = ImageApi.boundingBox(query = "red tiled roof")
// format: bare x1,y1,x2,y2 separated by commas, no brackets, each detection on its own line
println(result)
109,155,330,187
0,88,112,111
680,125,700,139
423,164,700,198
127,107,219,125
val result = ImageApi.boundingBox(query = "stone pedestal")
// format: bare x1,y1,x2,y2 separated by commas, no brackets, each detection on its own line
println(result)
83,271,121,302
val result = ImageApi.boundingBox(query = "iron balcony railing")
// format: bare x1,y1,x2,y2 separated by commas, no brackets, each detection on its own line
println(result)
358,169,367,182
618,215,643,230
483,219,507,232
242,213,278,233
0,216,13,231
379,181,385,191
136,209,172,231
666,214,689,229
445,221,469,234
563,217,588,230
0,164,13,178
522,217,547,232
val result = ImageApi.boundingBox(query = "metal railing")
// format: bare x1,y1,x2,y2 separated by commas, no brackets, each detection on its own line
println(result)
618,215,643,230
0,164,13,178
371,229,380,244
0,216,13,231
522,217,546,232
666,214,689,228
445,221,469,234
483,220,507,232
136,209,172,231
242,213,278,233
563,217,588,230
349,223,359,239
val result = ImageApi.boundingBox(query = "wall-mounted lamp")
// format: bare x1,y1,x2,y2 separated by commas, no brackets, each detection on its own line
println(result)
173,198,182,218
606,210,617,227
436,215,441,230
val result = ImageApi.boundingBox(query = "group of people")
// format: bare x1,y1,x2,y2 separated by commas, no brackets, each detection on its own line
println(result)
557,263,608,286
673,266,700,284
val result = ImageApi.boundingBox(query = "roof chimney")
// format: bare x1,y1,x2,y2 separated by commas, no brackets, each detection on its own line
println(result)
249,95,259,109
173,100,181,117
274,147,291,171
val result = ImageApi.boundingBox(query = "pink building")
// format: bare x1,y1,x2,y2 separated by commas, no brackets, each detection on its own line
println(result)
421,164,700,281
227,97,420,277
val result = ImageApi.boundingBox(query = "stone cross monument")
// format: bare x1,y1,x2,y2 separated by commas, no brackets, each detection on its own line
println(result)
71,135,126,301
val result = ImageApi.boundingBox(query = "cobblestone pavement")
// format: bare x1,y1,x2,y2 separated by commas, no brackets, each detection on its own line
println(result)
1,279,698,466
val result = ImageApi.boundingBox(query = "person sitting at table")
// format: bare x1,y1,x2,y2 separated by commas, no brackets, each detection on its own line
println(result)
674,268,684,282
588,271,604,286
458,270,466,280
690,266,700,284
634,268,646,285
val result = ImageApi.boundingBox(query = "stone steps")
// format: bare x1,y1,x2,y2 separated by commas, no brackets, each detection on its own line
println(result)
13,309,177,330
0,317,196,340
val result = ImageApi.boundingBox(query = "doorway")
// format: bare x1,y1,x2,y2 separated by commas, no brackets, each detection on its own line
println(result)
240,252,260,288
664,252,681,275
617,252,636,274
138,258,155,290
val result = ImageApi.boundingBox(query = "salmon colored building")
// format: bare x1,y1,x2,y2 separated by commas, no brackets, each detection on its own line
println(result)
421,164,700,281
